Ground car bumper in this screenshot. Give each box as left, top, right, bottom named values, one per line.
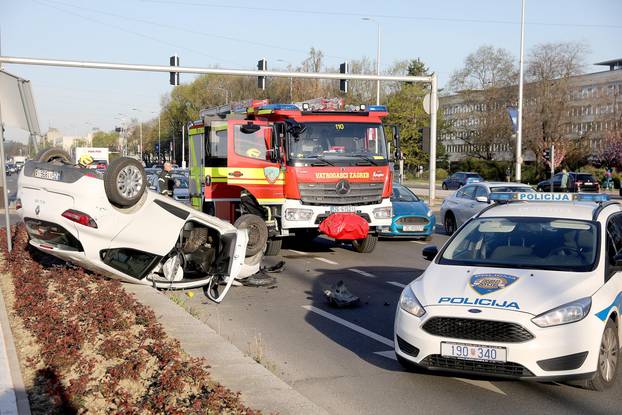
left=394, top=305, right=602, bottom=380
left=281, top=198, right=392, bottom=230
left=379, top=215, right=435, bottom=237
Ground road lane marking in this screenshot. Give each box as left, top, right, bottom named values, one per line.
left=387, top=281, right=407, bottom=288
left=452, top=378, right=507, bottom=396
left=314, top=257, right=338, bottom=265
left=374, top=350, right=397, bottom=360
left=411, top=240, right=427, bottom=245
left=288, top=249, right=307, bottom=255
left=349, top=268, right=376, bottom=278
left=302, top=305, right=394, bottom=347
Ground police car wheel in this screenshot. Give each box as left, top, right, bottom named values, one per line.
left=104, top=157, right=147, bottom=208
left=444, top=213, right=456, bottom=235
left=585, top=319, right=619, bottom=391
left=234, top=214, right=268, bottom=257
left=36, top=147, right=72, bottom=164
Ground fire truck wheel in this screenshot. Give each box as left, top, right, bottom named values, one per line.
left=104, top=157, right=147, bottom=208
left=352, top=233, right=378, bottom=253
left=234, top=214, right=268, bottom=257
left=36, top=147, right=72, bottom=164
left=264, top=238, right=282, bottom=256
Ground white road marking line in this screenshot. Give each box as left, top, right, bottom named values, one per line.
left=411, top=240, right=427, bottom=245
left=314, top=257, right=338, bottom=265
left=349, top=268, right=376, bottom=278
left=386, top=281, right=407, bottom=288
left=302, top=305, right=394, bottom=347
left=287, top=249, right=307, bottom=255
left=452, top=378, right=507, bottom=396
left=374, top=350, right=397, bottom=360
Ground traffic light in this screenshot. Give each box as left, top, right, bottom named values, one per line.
left=543, top=148, right=551, bottom=161
left=257, top=58, right=267, bottom=90
left=339, top=61, right=348, bottom=93
left=169, top=55, right=180, bottom=86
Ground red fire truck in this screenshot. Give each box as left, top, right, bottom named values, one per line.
left=188, top=99, right=400, bottom=256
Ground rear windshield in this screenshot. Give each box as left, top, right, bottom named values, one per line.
left=466, top=173, right=482, bottom=178
left=440, top=217, right=598, bottom=272
left=576, top=174, right=595, bottom=181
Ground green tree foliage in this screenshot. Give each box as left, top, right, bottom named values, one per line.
left=91, top=131, right=119, bottom=149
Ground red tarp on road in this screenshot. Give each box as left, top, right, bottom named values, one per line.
left=319, top=213, right=369, bottom=240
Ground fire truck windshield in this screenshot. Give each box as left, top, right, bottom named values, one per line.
left=287, top=122, right=387, bottom=163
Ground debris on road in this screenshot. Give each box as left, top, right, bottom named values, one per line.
left=262, top=260, right=286, bottom=273
left=241, top=273, right=278, bottom=288
left=324, top=280, right=360, bottom=308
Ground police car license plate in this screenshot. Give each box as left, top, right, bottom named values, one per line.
left=441, top=342, right=507, bottom=362
left=33, top=168, right=61, bottom=181
left=330, top=206, right=356, bottom=213
left=403, top=225, right=424, bottom=232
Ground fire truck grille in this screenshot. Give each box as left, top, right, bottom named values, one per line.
left=298, top=182, right=384, bottom=206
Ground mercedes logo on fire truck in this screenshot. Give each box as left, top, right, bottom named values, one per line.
left=335, top=179, right=351, bottom=195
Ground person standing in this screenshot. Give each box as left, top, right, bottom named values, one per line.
left=158, top=162, right=174, bottom=197
left=560, top=168, right=570, bottom=192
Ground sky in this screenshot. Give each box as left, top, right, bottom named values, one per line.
left=1, top=0, right=620, bottom=142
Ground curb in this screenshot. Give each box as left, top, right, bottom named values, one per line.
left=124, top=284, right=329, bottom=415
left=0, top=279, right=31, bottom=415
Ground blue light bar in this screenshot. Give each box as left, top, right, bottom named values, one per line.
left=368, top=105, right=388, bottom=112
left=488, top=192, right=610, bottom=203
left=258, top=104, right=299, bottom=111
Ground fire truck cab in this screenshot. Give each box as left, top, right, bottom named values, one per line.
left=188, top=99, right=399, bottom=257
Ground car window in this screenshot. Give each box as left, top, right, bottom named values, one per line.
left=440, top=217, right=598, bottom=272
left=474, top=186, right=488, bottom=198
left=391, top=184, right=420, bottom=202
left=234, top=124, right=271, bottom=160
left=101, top=248, right=161, bottom=279
left=577, top=174, right=596, bottom=182
left=466, top=173, right=482, bottom=179
left=607, top=214, right=622, bottom=265
left=460, top=186, right=476, bottom=200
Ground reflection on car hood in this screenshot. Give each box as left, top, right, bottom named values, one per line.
left=412, top=263, right=600, bottom=316
left=392, top=200, right=429, bottom=216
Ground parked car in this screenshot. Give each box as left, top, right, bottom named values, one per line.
left=147, top=173, right=191, bottom=205
left=441, top=172, right=483, bottom=190
left=440, top=182, right=535, bottom=234
left=380, top=182, right=435, bottom=239
left=5, top=163, right=17, bottom=175
left=536, top=172, right=599, bottom=193
left=16, top=147, right=249, bottom=301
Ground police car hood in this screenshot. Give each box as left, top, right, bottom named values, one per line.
left=412, top=263, right=600, bottom=316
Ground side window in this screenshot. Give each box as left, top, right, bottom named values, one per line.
left=461, top=186, right=476, bottom=200
left=553, top=173, right=563, bottom=181
left=101, top=248, right=161, bottom=279
left=475, top=186, right=488, bottom=198
left=234, top=125, right=271, bottom=160
left=455, top=189, right=465, bottom=198
left=605, top=214, right=622, bottom=280
left=206, top=122, right=228, bottom=167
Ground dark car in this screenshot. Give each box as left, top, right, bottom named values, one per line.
left=536, top=172, right=599, bottom=193
left=441, top=172, right=483, bottom=190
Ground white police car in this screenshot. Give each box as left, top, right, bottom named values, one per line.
left=395, top=192, right=622, bottom=390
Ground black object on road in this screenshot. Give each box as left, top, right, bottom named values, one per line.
left=324, top=280, right=360, bottom=308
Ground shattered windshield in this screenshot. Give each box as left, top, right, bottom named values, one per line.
left=288, top=122, right=387, bottom=161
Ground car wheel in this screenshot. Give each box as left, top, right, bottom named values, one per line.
left=264, top=238, right=282, bottom=256
left=352, top=233, right=378, bottom=253
left=234, top=214, right=268, bottom=257
left=36, top=147, right=72, bottom=164
left=104, top=157, right=147, bottom=208
left=584, top=319, right=619, bottom=391
left=444, top=213, right=456, bottom=235
left=442, top=183, right=448, bottom=190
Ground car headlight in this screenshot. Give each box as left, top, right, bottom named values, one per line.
left=399, top=286, right=426, bottom=317
left=373, top=206, right=392, bottom=219
left=284, top=208, right=314, bottom=221
left=531, top=297, right=591, bottom=328
left=426, top=209, right=433, bottom=217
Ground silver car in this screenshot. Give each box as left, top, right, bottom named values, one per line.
left=440, top=182, right=535, bottom=234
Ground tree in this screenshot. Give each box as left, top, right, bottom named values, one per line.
left=91, top=131, right=119, bottom=149
left=448, top=45, right=517, bottom=160
left=523, top=41, right=589, bottom=172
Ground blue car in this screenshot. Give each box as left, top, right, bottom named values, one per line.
left=380, top=182, right=435, bottom=239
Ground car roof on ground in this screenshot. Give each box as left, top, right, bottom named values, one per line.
left=479, top=202, right=603, bottom=221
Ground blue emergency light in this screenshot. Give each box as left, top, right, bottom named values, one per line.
left=488, top=192, right=610, bottom=203
left=257, top=104, right=299, bottom=111
left=368, top=105, right=388, bottom=112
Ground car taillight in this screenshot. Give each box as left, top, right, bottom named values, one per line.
left=62, top=209, right=98, bottom=228
left=15, top=198, right=22, bottom=210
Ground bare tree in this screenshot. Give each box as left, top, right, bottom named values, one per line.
left=523, top=41, right=589, bottom=168
left=448, top=45, right=518, bottom=160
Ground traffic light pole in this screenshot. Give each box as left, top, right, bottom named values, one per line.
left=550, top=144, right=555, bottom=193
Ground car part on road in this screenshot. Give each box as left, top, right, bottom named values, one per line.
left=352, top=233, right=378, bottom=253
left=234, top=214, right=268, bottom=256
left=262, top=260, right=286, bottom=273
left=104, top=157, right=147, bottom=207
left=324, top=280, right=360, bottom=308
left=241, top=273, right=278, bottom=288
left=36, top=147, right=72, bottom=164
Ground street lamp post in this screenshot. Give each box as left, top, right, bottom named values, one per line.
left=516, top=0, right=526, bottom=182
left=131, top=108, right=143, bottom=160
left=362, top=17, right=381, bottom=105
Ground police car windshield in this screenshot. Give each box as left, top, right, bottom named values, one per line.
left=288, top=122, right=387, bottom=161
left=440, top=217, right=598, bottom=272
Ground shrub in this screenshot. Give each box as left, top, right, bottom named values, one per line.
left=436, top=168, right=448, bottom=180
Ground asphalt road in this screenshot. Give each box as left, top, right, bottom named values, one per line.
left=177, top=230, right=622, bottom=415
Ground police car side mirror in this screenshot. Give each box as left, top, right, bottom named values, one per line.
left=422, top=245, right=438, bottom=261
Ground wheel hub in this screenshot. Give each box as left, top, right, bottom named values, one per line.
left=599, top=327, right=618, bottom=382
left=116, top=165, right=143, bottom=199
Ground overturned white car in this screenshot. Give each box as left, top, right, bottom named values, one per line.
left=16, top=148, right=249, bottom=302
